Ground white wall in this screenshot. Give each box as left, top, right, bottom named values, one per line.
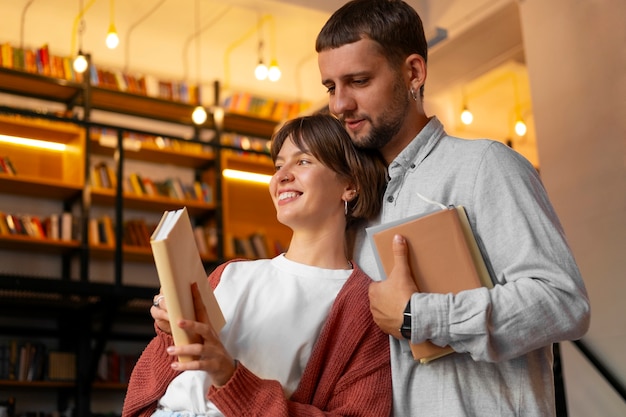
left=518, top=0, right=626, bottom=414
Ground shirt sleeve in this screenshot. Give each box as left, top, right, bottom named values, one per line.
left=410, top=141, right=590, bottom=362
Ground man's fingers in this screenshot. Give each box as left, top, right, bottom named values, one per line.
left=391, top=234, right=411, bottom=277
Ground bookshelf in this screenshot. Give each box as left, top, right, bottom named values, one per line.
left=0, top=57, right=286, bottom=416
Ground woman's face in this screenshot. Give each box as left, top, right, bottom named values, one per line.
left=269, top=136, right=350, bottom=231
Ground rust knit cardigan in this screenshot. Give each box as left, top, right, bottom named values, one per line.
left=121, top=260, right=392, bottom=417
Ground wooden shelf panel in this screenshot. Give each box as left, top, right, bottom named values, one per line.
left=0, top=379, right=128, bottom=391
left=89, top=244, right=216, bottom=264
left=0, top=67, right=82, bottom=104
left=91, top=188, right=216, bottom=215
left=91, top=136, right=215, bottom=168
left=89, top=87, right=198, bottom=125
left=0, top=174, right=83, bottom=200
left=0, top=234, right=80, bottom=253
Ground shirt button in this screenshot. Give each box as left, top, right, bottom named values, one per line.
left=410, top=163, right=416, bottom=169
left=387, top=196, right=394, bottom=203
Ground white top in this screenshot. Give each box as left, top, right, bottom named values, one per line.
left=158, top=254, right=352, bottom=416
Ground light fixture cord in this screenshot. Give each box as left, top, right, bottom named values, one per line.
left=109, top=0, right=114, bottom=25
left=71, top=0, right=97, bottom=55
left=195, top=0, right=201, bottom=90
left=19, top=0, right=35, bottom=51
left=124, top=0, right=167, bottom=72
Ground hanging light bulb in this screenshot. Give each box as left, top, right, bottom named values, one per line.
left=461, top=106, right=473, bottom=125
left=105, top=0, right=119, bottom=49
left=73, top=51, right=88, bottom=73
left=192, top=105, right=208, bottom=125
left=255, top=60, right=268, bottom=80
left=514, top=118, right=527, bottom=136
left=106, top=23, right=119, bottom=49
left=268, top=58, right=281, bottom=82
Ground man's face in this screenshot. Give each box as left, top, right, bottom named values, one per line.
left=318, top=38, right=411, bottom=155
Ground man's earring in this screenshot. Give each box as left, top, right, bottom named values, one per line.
left=344, top=199, right=348, bottom=216
left=410, top=88, right=418, bottom=102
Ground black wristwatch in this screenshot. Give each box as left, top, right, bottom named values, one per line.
left=399, top=299, right=412, bottom=339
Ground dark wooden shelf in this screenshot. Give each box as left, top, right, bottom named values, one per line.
left=0, top=174, right=83, bottom=200
left=0, top=234, right=80, bottom=254
left=0, top=67, right=82, bottom=105
left=90, top=188, right=216, bottom=215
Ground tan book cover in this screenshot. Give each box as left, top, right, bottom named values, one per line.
left=366, top=206, right=493, bottom=364
left=151, top=207, right=226, bottom=362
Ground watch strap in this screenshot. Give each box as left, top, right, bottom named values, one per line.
left=400, top=298, right=412, bottom=339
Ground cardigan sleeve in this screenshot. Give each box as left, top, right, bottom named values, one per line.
left=121, top=327, right=179, bottom=417
left=122, top=262, right=232, bottom=417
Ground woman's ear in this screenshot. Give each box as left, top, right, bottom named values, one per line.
left=342, top=186, right=358, bottom=202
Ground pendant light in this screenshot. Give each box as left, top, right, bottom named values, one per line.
left=105, top=0, right=119, bottom=49
left=191, top=0, right=207, bottom=125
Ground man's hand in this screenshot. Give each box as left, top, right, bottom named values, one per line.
left=369, top=234, right=418, bottom=338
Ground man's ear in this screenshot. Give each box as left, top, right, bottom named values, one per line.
left=406, top=53, right=426, bottom=94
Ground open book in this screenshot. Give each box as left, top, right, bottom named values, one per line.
left=366, top=204, right=493, bottom=364
left=151, top=207, right=226, bottom=362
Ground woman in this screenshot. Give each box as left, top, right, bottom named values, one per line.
left=122, top=114, right=391, bottom=417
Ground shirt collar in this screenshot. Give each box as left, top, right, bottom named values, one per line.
left=389, top=116, right=446, bottom=175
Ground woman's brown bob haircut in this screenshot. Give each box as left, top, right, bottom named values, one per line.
left=270, top=113, right=387, bottom=231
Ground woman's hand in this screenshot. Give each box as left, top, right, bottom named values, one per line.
left=151, top=292, right=172, bottom=334
left=166, top=283, right=236, bottom=387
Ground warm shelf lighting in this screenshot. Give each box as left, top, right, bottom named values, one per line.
left=0, top=134, right=67, bottom=151
left=268, top=58, right=281, bottom=82
left=223, top=169, right=271, bottom=184
left=514, top=119, right=527, bottom=136
left=461, top=106, right=473, bottom=125
left=73, top=52, right=88, bottom=73
left=212, top=106, right=225, bottom=130
left=192, top=105, right=208, bottom=125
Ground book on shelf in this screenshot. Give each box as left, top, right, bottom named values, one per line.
left=366, top=205, right=493, bottom=364
left=150, top=207, right=225, bottom=362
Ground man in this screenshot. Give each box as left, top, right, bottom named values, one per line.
left=316, top=1, right=590, bottom=416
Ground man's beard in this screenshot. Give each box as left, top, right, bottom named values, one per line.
left=352, top=79, right=411, bottom=150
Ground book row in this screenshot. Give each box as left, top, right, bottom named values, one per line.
left=91, top=162, right=214, bottom=204
left=88, top=216, right=155, bottom=248
left=0, top=156, right=16, bottom=175
left=1, top=40, right=311, bottom=118
left=0, top=340, right=138, bottom=385
left=96, top=350, right=139, bottom=385
left=93, top=128, right=215, bottom=155
left=0, top=341, right=75, bottom=382
left=223, top=91, right=310, bottom=122
left=227, top=232, right=285, bottom=259
left=0, top=212, right=76, bottom=241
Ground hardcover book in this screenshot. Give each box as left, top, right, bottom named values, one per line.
left=151, top=207, right=225, bottom=362
left=366, top=205, right=493, bottom=363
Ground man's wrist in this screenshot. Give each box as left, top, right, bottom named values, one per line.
left=399, top=298, right=412, bottom=339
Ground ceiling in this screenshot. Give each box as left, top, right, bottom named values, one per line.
left=0, top=0, right=536, bottom=165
